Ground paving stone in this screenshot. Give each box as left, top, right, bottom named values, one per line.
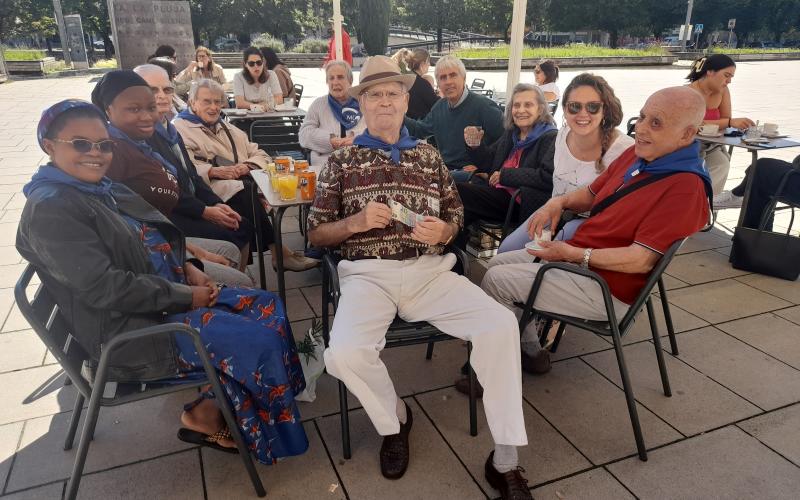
left=608, top=426, right=800, bottom=499
left=284, top=287, right=315, bottom=321
left=666, top=250, right=750, bottom=285
left=674, top=327, right=800, bottom=410
left=717, top=313, right=800, bottom=370
left=296, top=372, right=362, bottom=422
left=0, top=263, right=28, bottom=289
left=317, top=398, right=485, bottom=499
left=0, top=483, right=64, bottom=500
left=2, top=194, right=26, bottom=211
left=659, top=273, right=689, bottom=291
left=0, top=209, right=22, bottom=224
left=522, top=358, right=682, bottom=464
left=531, top=468, right=634, bottom=500
left=0, top=422, right=24, bottom=491
left=0, top=364, right=77, bottom=426
left=619, top=300, right=707, bottom=345
left=667, top=279, right=792, bottom=324
left=775, top=305, right=800, bottom=325
left=2, top=302, right=32, bottom=333
left=675, top=229, right=732, bottom=255
left=583, top=342, right=760, bottom=436
left=0, top=246, right=23, bottom=266
left=75, top=449, right=203, bottom=500
left=7, top=390, right=195, bottom=491
left=738, top=403, right=800, bottom=467
left=417, top=387, right=590, bottom=491
left=203, top=422, right=345, bottom=500
left=548, top=328, right=612, bottom=361
left=382, top=340, right=468, bottom=396
left=300, top=285, right=323, bottom=317
left=735, top=274, right=800, bottom=304
left=0, top=330, right=47, bottom=374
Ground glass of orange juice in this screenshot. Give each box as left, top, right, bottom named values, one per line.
left=299, top=171, right=316, bottom=201
left=274, top=156, right=292, bottom=175
left=270, top=170, right=281, bottom=191
left=277, top=174, right=298, bottom=201
left=294, top=159, right=309, bottom=174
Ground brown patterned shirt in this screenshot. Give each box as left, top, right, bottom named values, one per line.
left=307, top=143, right=464, bottom=260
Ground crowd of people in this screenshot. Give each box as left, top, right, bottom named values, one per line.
left=18, top=40, right=780, bottom=500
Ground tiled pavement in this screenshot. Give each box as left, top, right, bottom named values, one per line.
left=1, top=63, right=799, bottom=499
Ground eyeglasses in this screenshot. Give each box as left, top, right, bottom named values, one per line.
left=246, top=60, right=264, bottom=67
left=361, top=90, right=406, bottom=103
left=199, top=98, right=225, bottom=107
left=566, top=101, right=603, bottom=115
left=151, top=86, right=175, bottom=96
left=52, top=138, right=115, bottom=154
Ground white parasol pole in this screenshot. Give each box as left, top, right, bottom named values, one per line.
left=506, top=0, right=527, bottom=97
left=333, top=0, right=344, bottom=60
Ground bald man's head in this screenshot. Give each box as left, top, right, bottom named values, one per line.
left=133, top=64, right=174, bottom=117
left=634, top=86, right=705, bottom=162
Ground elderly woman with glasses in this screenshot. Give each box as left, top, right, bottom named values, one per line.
left=233, top=47, right=284, bottom=111
left=454, top=83, right=557, bottom=249
left=298, top=60, right=366, bottom=166
left=176, top=46, right=227, bottom=86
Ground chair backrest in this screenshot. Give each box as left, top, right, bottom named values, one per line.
left=626, top=117, right=637, bottom=137
left=470, top=78, right=486, bottom=89
left=250, top=117, right=304, bottom=158
left=548, top=99, right=559, bottom=115
left=15, top=265, right=93, bottom=396
left=473, top=88, right=493, bottom=98
left=293, top=84, right=304, bottom=107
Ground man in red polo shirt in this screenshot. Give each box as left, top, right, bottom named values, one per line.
left=478, top=86, right=711, bottom=377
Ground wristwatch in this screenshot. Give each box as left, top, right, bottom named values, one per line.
left=581, top=248, right=593, bottom=269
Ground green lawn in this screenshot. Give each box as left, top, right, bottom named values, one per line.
left=454, top=44, right=667, bottom=59
left=709, top=47, right=799, bottom=54
left=2, top=49, right=47, bottom=61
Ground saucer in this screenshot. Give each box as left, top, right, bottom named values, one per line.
left=525, top=241, right=544, bottom=251
left=697, top=131, right=723, bottom=138
left=761, top=132, right=787, bottom=139
left=742, top=137, right=771, bottom=144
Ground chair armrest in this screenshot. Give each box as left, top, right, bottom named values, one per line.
left=503, top=189, right=520, bottom=232
left=446, top=245, right=470, bottom=278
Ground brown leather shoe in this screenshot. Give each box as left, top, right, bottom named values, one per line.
left=521, top=349, right=551, bottom=375
left=454, top=375, right=483, bottom=398
left=485, top=452, right=532, bottom=499
left=380, top=403, right=413, bottom=479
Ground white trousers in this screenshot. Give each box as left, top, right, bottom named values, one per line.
left=324, top=254, right=528, bottom=447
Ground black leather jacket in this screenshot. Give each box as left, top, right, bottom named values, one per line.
left=16, top=182, right=193, bottom=381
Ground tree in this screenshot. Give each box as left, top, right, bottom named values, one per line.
left=358, top=0, right=391, bottom=55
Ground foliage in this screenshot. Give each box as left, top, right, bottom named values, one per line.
left=2, top=49, right=47, bottom=60
left=708, top=47, right=800, bottom=54
left=292, top=37, right=328, bottom=53
left=91, top=58, right=118, bottom=68
left=454, top=44, right=666, bottom=58
left=44, top=60, right=68, bottom=73
left=251, top=33, right=285, bottom=53
left=358, top=0, right=392, bottom=55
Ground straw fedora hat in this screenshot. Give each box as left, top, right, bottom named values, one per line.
left=348, top=55, right=417, bottom=98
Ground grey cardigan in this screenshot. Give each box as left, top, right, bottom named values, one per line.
left=298, top=95, right=366, bottom=166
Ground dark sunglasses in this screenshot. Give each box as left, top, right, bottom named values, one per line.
left=52, top=138, right=115, bottom=154
left=565, top=101, right=603, bottom=115
left=246, top=60, right=264, bottom=67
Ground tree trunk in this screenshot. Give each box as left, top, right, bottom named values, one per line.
left=609, top=29, right=619, bottom=48
left=358, top=0, right=391, bottom=55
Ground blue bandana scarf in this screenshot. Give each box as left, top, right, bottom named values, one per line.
left=155, top=120, right=180, bottom=147
left=327, top=95, right=362, bottom=130
left=107, top=124, right=178, bottom=176
left=353, top=127, right=419, bottom=164
left=176, top=108, right=221, bottom=128
left=24, top=163, right=116, bottom=210
left=509, top=122, right=557, bottom=156
left=623, top=141, right=712, bottom=197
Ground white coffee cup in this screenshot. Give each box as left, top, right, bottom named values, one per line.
left=250, top=104, right=265, bottom=113
left=525, top=228, right=553, bottom=251
left=763, top=123, right=779, bottom=135
left=699, top=124, right=719, bottom=135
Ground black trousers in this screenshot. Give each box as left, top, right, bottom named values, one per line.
left=225, top=179, right=276, bottom=249
left=455, top=181, right=517, bottom=248
left=733, top=158, right=800, bottom=230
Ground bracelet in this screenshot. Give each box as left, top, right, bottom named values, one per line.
left=581, top=248, right=593, bottom=269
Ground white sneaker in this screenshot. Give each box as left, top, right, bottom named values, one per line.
left=713, top=190, right=743, bottom=209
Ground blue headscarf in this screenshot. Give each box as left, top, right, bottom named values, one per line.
left=623, top=140, right=712, bottom=197
left=327, top=95, right=362, bottom=130
left=107, top=124, right=178, bottom=176
left=509, top=122, right=557, bottom=156
left=36, top=99, right=106, bottom=152
left=176, top=107, right=220, bottom=128
left=24, top=164, right=116, bottom=210
left=353, top=127, right=419, bottom=164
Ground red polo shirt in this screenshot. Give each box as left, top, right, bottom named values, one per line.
left=567, top=146, right=709, bottom=304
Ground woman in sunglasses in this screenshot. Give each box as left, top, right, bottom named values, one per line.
left=497, top=73, right=632, bottom=252
left=233, top=47, right=284, bottom=111
left=18, top=99, right=308, bottom=461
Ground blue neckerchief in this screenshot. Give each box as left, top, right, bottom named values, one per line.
left=353, top=127, right=419, bottom=164
left=623, top=141, right=712, bottom=197
left=176, top=108, right=220, bottom=128
left=509, top=122, right=557, bottom=155
left=23, top=163, right=116, bottom=210
left=155, top=120, right=180, bottom=147
left=327, top=95, right=362, bottom=130
left=107, top=124, right=178, bottom=176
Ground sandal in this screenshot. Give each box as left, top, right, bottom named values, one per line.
left=177, top=427, right=239, bottom=454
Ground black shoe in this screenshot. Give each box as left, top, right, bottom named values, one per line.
left=380, top=403, right=413, bottom=479
left=485, top=451, right=533, bottom=500
left=521, top=349, right=551, bottom=375
left=454, top=375, right=484, bottom=398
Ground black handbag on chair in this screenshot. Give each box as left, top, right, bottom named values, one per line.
left=730, top=169, right=800, bottom=281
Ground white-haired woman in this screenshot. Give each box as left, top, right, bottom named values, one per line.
left=455, top=83, right=557, bottom=248
left=298, top=60, right=366, bottom=166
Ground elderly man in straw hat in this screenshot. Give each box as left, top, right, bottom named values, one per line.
left=307, top=56, right=531, bottom=499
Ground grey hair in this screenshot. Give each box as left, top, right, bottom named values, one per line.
left=503, top=83, right=555, bottom=130
left=189, top=78, right=225, bottom=102
left=133, top=63, right=170, bottom=81
left=434, top=55, right=466, bottom=80
left=324, top=60, right=353, bottom=83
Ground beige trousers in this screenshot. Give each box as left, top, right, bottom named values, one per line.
left=701, top=143, right=731, bottom=195
left=324, top=254, right=528, bottom=446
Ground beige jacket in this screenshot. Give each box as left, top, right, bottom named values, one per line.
left=176, top=62, right=227, bottom=86
left=173, top=117, right=271, bottom=202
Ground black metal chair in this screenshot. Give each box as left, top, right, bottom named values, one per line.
left=15, top=265, right=266, bottom=500
left=472, top=88, right=494, bottom=99
left=320, top=247, right=479, bottom=459
left=626, top=116, right=638, bottom=138
left=249, top=117, right=306, bottom=160
left=515, top=239, right=685, bottom=462
left=547, top=99, right=559, bottom=116
left=293, top=84, right=304, bottom=107
left=470, top=189, right=520, bottom=252
left=470, top=78, right=486, bottom=89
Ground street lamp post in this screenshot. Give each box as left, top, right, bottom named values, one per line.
left=332, top=0, right=343, bottom=61
left=680, top=0, right=694, bottom=52
left=506, top=0, right=527, bottom=97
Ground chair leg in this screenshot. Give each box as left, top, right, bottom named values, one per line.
left=425, top=341, right=435, bottom=360
left=549, top=323, right=566, bottom=353
left=339, top=380, right=351, bottom=459
left=65, top=388, right=105, bottom=500
left=467, top=342, right=477, bottom=437
left=646, top=298, right=672, bottom=397
left=657, top=278, right=679, bottom=356
left=63, top=393, right=85, bottom=451
left=609, top=324, right=648, bottom=461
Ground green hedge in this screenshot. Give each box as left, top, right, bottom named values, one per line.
left=2, top=49, right=47, bottom=61
left=454, top=44, right=667, bottom=59
left=292, top=38, right=328, bottom=53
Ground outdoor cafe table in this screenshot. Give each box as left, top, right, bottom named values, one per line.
left=222, top=107, right=306, bottom=135
left=249, top=166, right=321, bottom=306
left=695, top=132, right=800, bottom=229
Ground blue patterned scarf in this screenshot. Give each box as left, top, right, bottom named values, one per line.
left=509, top=122, right=557, bottom=156
left=327, top=95, right=362, bottom=130
left=353, top=127, right=419, bottom=164
left=624, top=141, right=712, bottom=197
left=107, top=124, right=178, bottom=176
left=24, top=163, right=116, bottom=210
left=176, top=108, right=220, bottom=128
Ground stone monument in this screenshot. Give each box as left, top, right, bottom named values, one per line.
left=107, top=0, right=194, bottom=70
left=64, top=14, right=90, bottom=70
